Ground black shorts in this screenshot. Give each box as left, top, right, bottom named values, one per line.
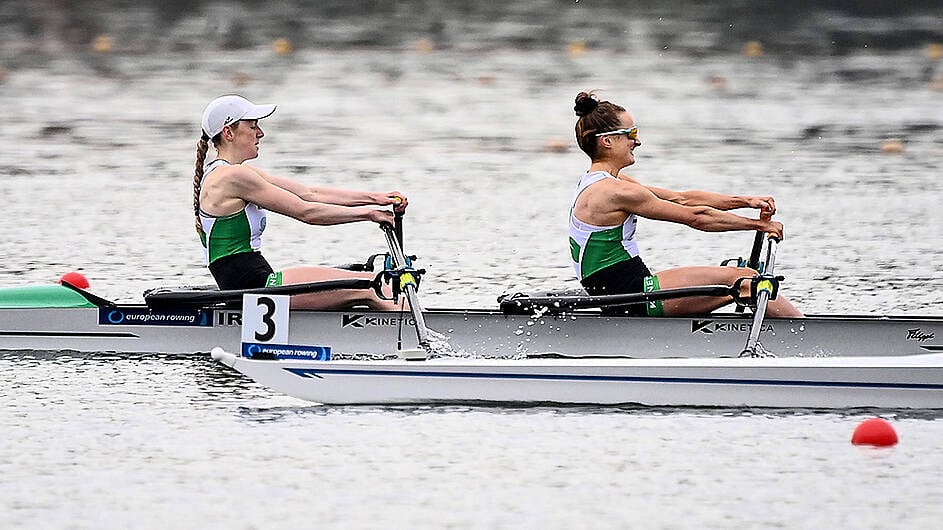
left=580, top=256, right=653, bottom=317
left=208, top=251, right=274, bottom=290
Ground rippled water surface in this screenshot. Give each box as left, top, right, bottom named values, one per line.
left=2, top=2, right=942, bottom=528
left=4, top=352, right=943, bottom=529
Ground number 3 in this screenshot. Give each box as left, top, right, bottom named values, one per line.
left=255, top=296, right=277, bottom=342
left=241, top=294, right=290, bottom=345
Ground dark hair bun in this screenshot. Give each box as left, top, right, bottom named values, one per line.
left=574, top=92, right=599, bottom=117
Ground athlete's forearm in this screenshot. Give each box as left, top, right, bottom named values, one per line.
left=297, top=186, right=379, bottom=206
left=296, top=203, right=378, bottom=225
left=686, top=206, right=768, bottom=232
left=254, top=169, right=377, bottom=206
left=651, top=188, right=749, bottom=210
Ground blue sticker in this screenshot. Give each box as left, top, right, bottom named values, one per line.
left=99, top=307, right=212, bottom=327
left=241, top=342, right=331, bottom=361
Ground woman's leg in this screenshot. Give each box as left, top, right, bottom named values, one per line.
left=279, top=266, right=400, bottom=310
left=655, top=266, right=803, bottom=317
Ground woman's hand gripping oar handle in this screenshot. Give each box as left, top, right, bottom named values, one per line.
left=381, top=220, right=431, bottom=354
left=391, top=196, right=405, bottom=249
left=741, top=234, right=780, bottom=357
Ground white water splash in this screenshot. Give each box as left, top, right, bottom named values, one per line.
left=424, top=328, right=473, bottom=358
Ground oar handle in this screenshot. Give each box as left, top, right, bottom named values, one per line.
left=746, top=231, right=764, bottom=271
left=394, top=210, right=404, bottom=250
left=389, top=196, right=405, bottom=248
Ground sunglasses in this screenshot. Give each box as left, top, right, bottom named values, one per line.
left=595, top=126, right=638, bottom=140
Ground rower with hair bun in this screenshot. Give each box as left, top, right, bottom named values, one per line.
left=193, top=94, right=408, bottom=310
left=569, top=91, right=803, bottom=317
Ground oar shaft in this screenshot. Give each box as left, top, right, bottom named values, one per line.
left=742, top=236, right=779, bottom=356
left=382, top=225, right=430, bottom=348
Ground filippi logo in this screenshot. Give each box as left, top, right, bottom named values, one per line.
left=907, top=328, right=935, bottom=342
left=692, top=319, right=773, bottom=334
left=342, top=314, right=414, bottom=328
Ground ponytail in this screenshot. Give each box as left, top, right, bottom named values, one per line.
left=193, top=133, right=209, bottom=238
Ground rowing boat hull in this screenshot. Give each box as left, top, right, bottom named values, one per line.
left=1, top=305, right=940, bottom=357
left=212, top=349, right=943, bottom=408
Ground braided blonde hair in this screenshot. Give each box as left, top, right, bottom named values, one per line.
left=193, top=132, right=210, bottom=238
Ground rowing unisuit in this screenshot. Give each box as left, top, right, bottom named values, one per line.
left=197, top=159, right=279, bottom=289
left=198, top=159, right=266, bottom=262
left=569, top=171, right=640, bottom=277
left=568, top=171, right=663, bottom=316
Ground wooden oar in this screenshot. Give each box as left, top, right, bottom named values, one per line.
left=741, top=235, right=780, bottom=357
left=380, top=222, right=431, bottom=353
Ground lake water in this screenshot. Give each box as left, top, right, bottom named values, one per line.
left=1, top=2, right=942, bottom=528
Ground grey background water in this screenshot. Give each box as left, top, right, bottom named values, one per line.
left=2, top=2, right=943, bottom=528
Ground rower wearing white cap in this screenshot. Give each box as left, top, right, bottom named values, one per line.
left=193, top=94, right=407, bottom=310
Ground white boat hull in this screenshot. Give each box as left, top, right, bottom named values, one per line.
left=1, top=306, right=941, bottom=358
left=212, top=349, right=943, bottom=409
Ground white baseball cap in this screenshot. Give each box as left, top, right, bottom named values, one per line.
left=201, top=95, right=276, bottom=138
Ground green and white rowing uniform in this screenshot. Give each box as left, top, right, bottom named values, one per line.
left=568, top=171, right=663, bottom=316
left=197, top=159, right=282, bottom=290
left=569, top=171, right=640, bottom=280
left=198, top=159, right=268, bottom=265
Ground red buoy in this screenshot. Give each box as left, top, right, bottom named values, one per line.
left=851, top=418, right=898, bottom=447
left=59, top=271, right=90, bottom=289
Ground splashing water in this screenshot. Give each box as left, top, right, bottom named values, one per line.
left=424, top=328, right=471, bottom=358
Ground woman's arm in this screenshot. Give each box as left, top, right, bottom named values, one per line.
left=229, top=166, right=393, bottom=226
left=607, top=180, right=784, bottom=238
left=618, top=172, right=775, bottom=214
left=246, top=164, right=407, bottom=210
left=303, top=185, right=407, bottom=210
